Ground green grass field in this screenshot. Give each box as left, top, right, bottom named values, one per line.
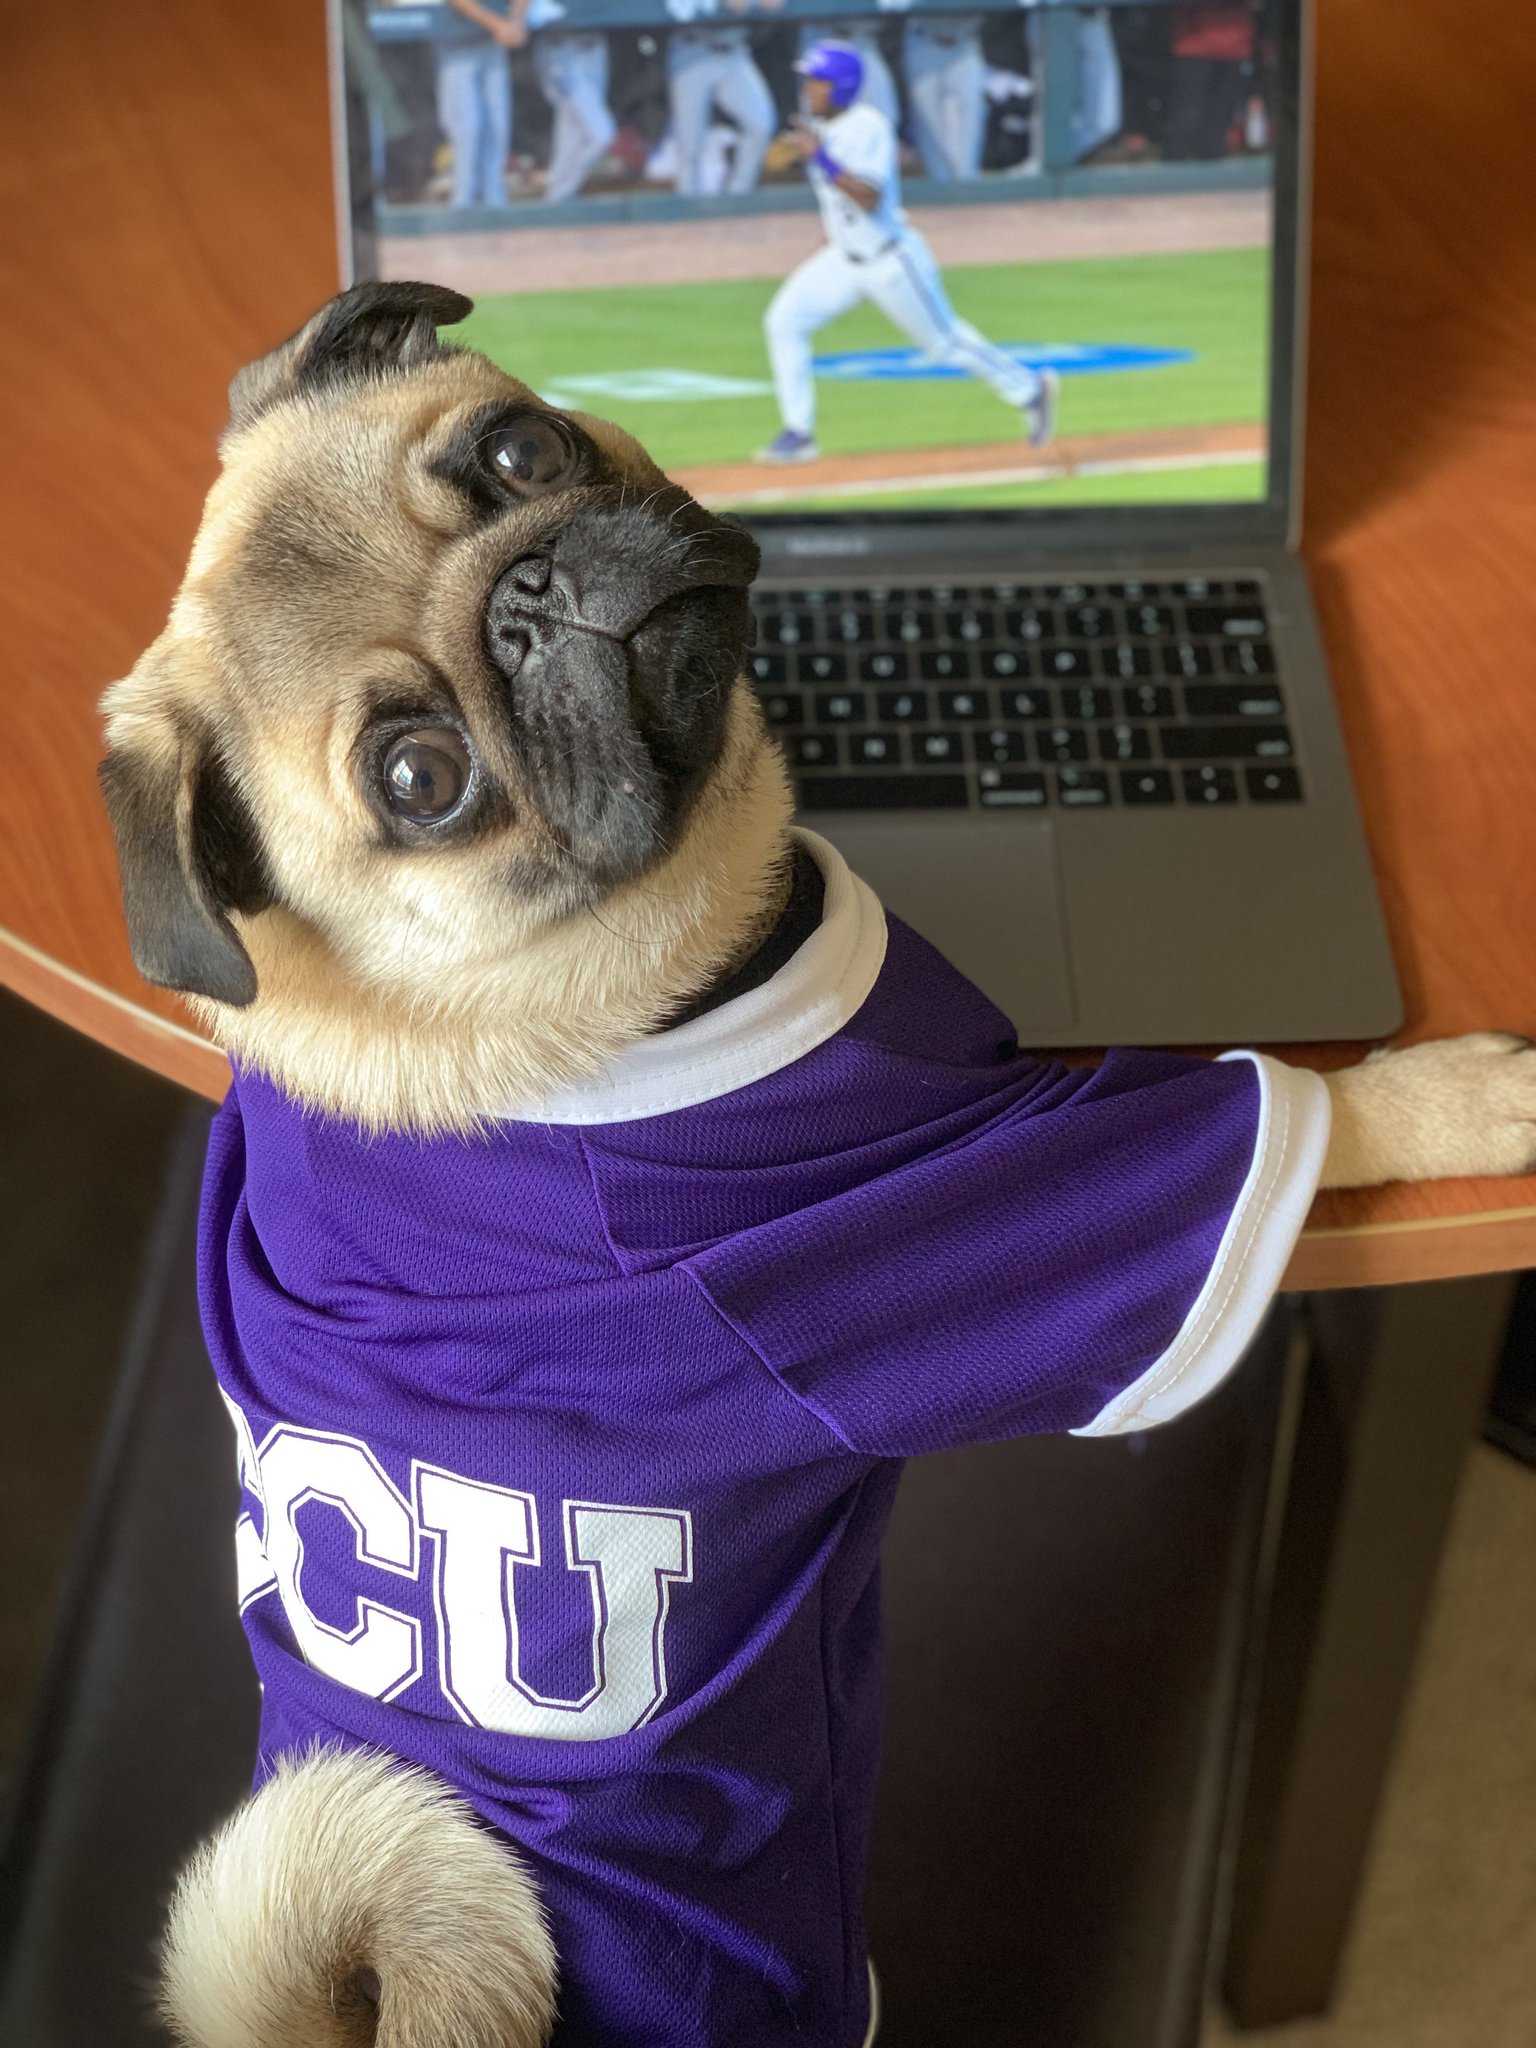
left=452, top=244, right=1269, bottom=506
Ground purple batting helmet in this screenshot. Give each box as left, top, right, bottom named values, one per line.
left=794, top=39, right=864, bottom=110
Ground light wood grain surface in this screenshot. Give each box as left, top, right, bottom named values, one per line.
left=3, top=0, right=1534, bottom=1290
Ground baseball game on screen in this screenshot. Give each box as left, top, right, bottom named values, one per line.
left=354, top=0, right=1275, bottom=517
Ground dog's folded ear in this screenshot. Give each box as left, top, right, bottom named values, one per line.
left=99, top=715, right=272, bottom=1009
left=227, top=281, right=474, bottom=432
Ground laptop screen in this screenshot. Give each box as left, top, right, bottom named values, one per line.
left=340, top=1, right=1287, bottom=526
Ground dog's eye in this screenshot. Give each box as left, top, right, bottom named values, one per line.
left=485, top=415, right=577, bottom=495
left=382, top=728, right=473, bottom=823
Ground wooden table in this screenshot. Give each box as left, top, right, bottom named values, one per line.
left=3, top=0, right=1532, bottom=2027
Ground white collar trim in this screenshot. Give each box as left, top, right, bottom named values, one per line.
left=489, top=829, right=888, bottom=1125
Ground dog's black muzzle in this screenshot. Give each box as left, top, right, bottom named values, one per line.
left=480, top=497, right=760, bottom=883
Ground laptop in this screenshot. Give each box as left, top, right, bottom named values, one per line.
left=331, top=0, right=1401, bottom=1047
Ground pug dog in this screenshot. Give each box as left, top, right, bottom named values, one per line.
left=99, top=282, right=1536, bottom=2048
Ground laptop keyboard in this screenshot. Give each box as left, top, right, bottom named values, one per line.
left=746, top=575, right=1299, bottom=813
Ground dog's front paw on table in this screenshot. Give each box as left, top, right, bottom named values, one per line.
left=1322, top=1031, right=1536, bottom=1188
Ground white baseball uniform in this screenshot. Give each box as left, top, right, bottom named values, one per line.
left=534, top=29, right=616, bottom=203
left=903, top=13, right=987, bottom=180
left=667, top=26, right=775, bottom=196
left=763, top=100, right=1042, bottom=438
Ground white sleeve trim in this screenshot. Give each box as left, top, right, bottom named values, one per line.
left=1069, top=1052, right=1331, bottom=1438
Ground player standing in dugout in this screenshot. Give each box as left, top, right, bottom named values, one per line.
left=758, top=40, right=1058, bottom=464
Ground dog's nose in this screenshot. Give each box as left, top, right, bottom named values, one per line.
left=484, top=503, right=758, bottom=653
left=504, top=553, right=552, bottom=596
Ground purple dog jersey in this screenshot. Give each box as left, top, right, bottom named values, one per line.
left=199, top=830, right=1330, bottom=2048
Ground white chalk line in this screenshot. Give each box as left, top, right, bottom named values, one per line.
left=698, top=444, right=1265, bottom=508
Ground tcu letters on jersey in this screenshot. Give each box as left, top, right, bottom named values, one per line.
left=227, top=1396, right=691, bottom=1742
left=200, top=832, right=1329, bottom=2048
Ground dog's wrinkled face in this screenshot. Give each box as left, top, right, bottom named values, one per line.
left=99, top=282, right=764, bottom=1017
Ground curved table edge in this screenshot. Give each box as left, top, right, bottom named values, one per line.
left=8, top=930, right=1536, bottom=1290
left=1, top=926, right=228, bottom=1104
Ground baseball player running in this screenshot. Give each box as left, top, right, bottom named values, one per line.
left=758, top=41, right=1058, bottom=463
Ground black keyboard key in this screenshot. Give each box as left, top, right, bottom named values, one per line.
left=859, top=650, right=910, bottom=683
left=1059, top=684, right=1112, bottom=721
left=1047, top=581, right=1096, bottom=603
left=1037, top=724, right=1090, bottom=764
left=761, top=692, right=804, bottom=728
left=1105, top=579, right=1162, bottom=600
left=979, top=769, right=1048, bottom=808
left=885, top=607, right=935, bottom=643
left=797, top=650, right=848, bottom=685
left=981, top=647, right=1032, bottom=681
left=973, top=727, right=1032, bottom=764
left=851, top=731, right=903, bottom=767
left=1125, top=603, right=1177, bottom=638
left=1122, top=682, right=1175, bottom=719
left=1057, top=768, right=1112, bottom=807
left=1184, top=684, right=1286, bottom=719
left=1064, top=604, right=1113, bottom=638
left=939, top=689, right=992, bottom=721
left=790, top=732, right=842, bottom=768
left=920, top=648, right=973, bottom=683
left=916, top=584, right=971, bottom=605
left=878, top=689, right=930, bottom=722
left=1223, top=640, right=1277, bottom=677
left=1247, top=765, right=1304, bottom=802
left=1233, top=579, right=1263, bottom=595
left=1121, top=768, right=1176, bottom=805
left=750, top=652, right=787, bottom=685
left=1185, top=603, right=1269, bottom=639
left=829, top=608, right=875, bottom=643
left=1173, top=576, right=1223, bottom=599
left=946, top=607, right=995, bottom=642
left=1040, top=644, right=1092, bottom=681
left=999, top=687, right=1051, bottom=720
left=1005, top=606, right=1055, bottom=641
left=1183, top=766, right=1239, bottom=805
left=1099, top=641, right=1154, bottom=679
left=815, top=691, right=866, bottom=724
left=798, top=773, right=968, bottom=811
left=1162, top=641, right=1216, bottom=678
left=1161, top=723, right=1293, bottom=761
left=914, top=729, right=965, bottom=765
left=763, top=610, right=814, bottom=646
left=1099, top=723, right=1153, bottom=762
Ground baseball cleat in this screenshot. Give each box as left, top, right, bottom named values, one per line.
left=756, top=428, right=820, bottom=465
left=1022, top=368, right=1059, bottom=450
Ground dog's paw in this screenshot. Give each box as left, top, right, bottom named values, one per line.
left=1333, top=1033, right=1536, bottom=1183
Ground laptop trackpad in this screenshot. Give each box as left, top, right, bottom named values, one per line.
left=819, top=818, right=1078, bottom=1041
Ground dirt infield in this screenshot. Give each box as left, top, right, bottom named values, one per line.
left=381, top=189, right=1271, bottom=294
left=673, top=420, right=1264, bottom=507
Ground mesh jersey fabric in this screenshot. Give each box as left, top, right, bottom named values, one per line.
left=197, top=832, right=1330, bottom=2048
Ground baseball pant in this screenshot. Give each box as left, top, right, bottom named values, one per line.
left=764, top=233, right=1041, bottom=437
left=904, top=24, right=986, bottom=179
left=436, top=40, right=512, bottom=209
left=667, top=35, right=775, bottom=196
left=1073, top=8, right=1123, bottom=160
left=535, top=34, right=616, bottom=203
